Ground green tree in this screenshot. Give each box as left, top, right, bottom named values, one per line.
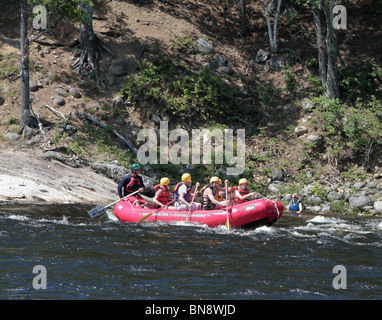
left=20, top=0, right=101, bottom=134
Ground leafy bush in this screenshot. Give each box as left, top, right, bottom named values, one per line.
left=339, top=57, right=382, bottom=102
left=313, top=96, right=382, bottom=162
left=310, top=182, right=327, bottom=200
left=121, top=59, right=238, bottom=122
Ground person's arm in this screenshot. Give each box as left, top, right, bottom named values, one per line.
left=206, top=189, right=220, bottom=206
left=153, top=189, right=165, bottom=207
left=117, top=176, right=129, bottom=198
left=235, top=190, right=255, bottom=200
left=297, top=202, right=303, bottom=214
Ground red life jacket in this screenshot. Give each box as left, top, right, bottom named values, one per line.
left=125, top=175, right=143, bottom=193
left=232, top=186, right=250, bottom=205
left=154, top=184, right=170, bottom=205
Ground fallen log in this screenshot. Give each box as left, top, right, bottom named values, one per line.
left=81, top=112, right=137, bottom=155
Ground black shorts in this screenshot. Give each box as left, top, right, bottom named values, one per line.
left=203, top=203, right=216, bottom=210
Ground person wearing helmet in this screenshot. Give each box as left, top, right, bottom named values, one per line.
left=153, top=177, right=174, bottom=209
left=173, top=173, right=202, bottom=211
left=233, top=178, right=255, bottom=205
left=202, top=176, right=230, bottom=210
left=117, top=163, right=148, bottom=207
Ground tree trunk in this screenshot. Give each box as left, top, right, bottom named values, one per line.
left=273, top=0, right=282, bottom=52
left=72, top=2, right=102, bottom=84
left=323, top=0, right=340, bottom=99
left=241, top=0, right=248, bottom=35
left=264, top=0, right=282, bottom=53
left=312, top=0, right=327, bottom=85
left=20, top=0, right=32, bottom=131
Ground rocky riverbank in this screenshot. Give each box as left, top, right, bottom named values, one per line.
left=0, top=147, right=155, bottom=206
left=267, top=178, right=382, bottom=216
left=0, top=147, right=381, bottom=217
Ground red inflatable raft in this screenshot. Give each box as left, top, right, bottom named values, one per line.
left=114, top=198, right=283, bottom=229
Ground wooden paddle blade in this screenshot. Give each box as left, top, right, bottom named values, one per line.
left=225, top=219, right=231, bottom=230
left=88, top=205, right=106, bottom=218
left=138, top=211, right=155, bottom=223
left=138, top=200, right=175, bottom=223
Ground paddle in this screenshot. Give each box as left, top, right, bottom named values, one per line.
left=186, top=182, right=200, bottom=222
left=138, top=199, right=176, bottom=223
left=225, top=180, right=231, bottom=230
left=88, top=190, right=140, bottom=218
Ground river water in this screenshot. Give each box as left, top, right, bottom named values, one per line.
left=1, top=204, right=381, bottom=301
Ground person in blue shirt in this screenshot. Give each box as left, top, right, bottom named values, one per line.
left=288, top=193, right=303, bottom=216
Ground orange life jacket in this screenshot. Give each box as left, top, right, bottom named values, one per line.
left=201, top=185, right=223, bottom=201
left=154, top=184, right=170, bottom=205
left=232, top=186, right=250, bottom=205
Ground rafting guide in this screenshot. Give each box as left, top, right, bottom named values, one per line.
left=136, top=121, right=245, bottom=175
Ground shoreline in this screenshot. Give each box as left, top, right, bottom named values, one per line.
left=0, top=148, right=118, bottom=205
left=0, top=148, right=381, bottom=217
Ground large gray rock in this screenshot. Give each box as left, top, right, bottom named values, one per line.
left=305, top=135, right=321, bottom=143
left=327, top=191, right=343, bottom=201
left=55, top=88, right=68, bottom=97
left=295, top=126, right=308, bottom=136
left=353, top=182, right=365, bottom=190
left=5, top=132, right=21, bottom=140
left=30, top=80, right=40, bottom=92
left=109, top=59, right=129, bottom=76
left=349, top=195, right=373, bottom=210
left=255, top=49, right=270, bottom=63
left=268, top=181, right=285, bottom=193
left=301, top=98, right=314, bottom=111
left=373, top=201, right=382, bottom=213
left=69, top=88, right=81, bottom=99
left=0, top=150, right=117, bottom=204
left=196, top=38, right=215, bottom=54
left=307, top=195, right=323, bottom=205
left=113, top=96, right=124, bottom=109
left=54, top=97, right=66, bottom=106
left=217, top=66, right=233, bottom=74
left=271, top=169, right=284, bottom=181
left=215, top=55, right=228, bottom=66
left=89, top=161, right=156, bottom=196
left=267, top=54, right=286, bottom=69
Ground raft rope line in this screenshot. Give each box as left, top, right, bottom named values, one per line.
left=267, top=199, right=281, bottom=223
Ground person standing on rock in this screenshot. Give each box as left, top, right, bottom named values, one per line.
left=117, top=163, right=148, bottom=208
